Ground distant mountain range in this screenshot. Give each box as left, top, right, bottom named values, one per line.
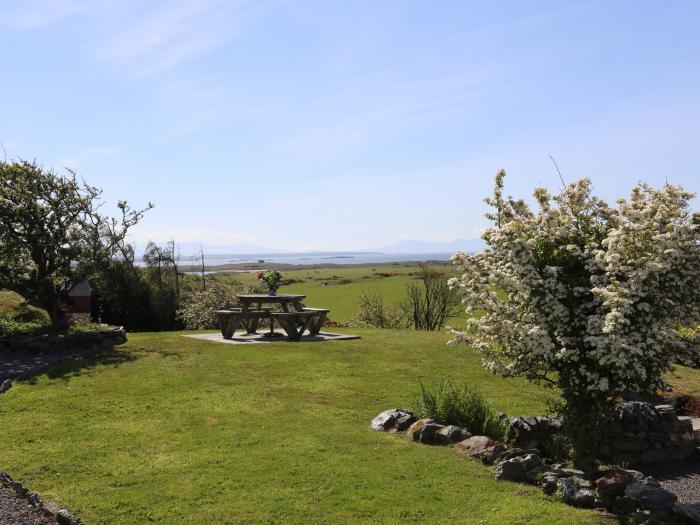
left=144, top=239, right=484, bottom=257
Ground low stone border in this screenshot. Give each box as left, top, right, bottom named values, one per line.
left=506, top=402, right=700, bottom=466
left=371, top=408, right=700, bottom=525
left=0, top=327, right=126, bottom=352
left=0, top=471, right=82, bottom=524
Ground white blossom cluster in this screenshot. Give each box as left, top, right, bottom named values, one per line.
left=449, top=170, right=700, bottom=398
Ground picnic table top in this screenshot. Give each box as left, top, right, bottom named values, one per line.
left=236, top=294, right=306, bottom=301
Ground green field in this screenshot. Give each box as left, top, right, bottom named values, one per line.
left=1, top=329, right=614, bottom=525
left=213, top=262, right=461, bottom=323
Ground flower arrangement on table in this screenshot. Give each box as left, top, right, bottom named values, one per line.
left=257, top=269, right=282, bottom=295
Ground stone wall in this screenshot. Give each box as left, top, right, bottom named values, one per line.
left=0, top=327, right=126, bottom=352
left=599, top=401, right=699, bottom=465
left=507, top=401, right=700, bottom=465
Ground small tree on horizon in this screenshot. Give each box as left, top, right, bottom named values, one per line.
left=402, top=263, right=462, bottom=331
left=449, top=170, right=700, bottom=468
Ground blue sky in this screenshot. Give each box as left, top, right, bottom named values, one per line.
left=2, top=1, right=699, bottom=252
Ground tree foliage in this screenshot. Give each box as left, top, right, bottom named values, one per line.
left=0, top=159, right=152, bottom=326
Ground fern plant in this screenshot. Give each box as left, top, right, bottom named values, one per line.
left=411, top=380, right=508, bottom=440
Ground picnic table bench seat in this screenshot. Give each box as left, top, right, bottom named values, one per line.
left=215, top=308, right=271, bottom=339
left=270, top=311, right=318, bottom=341
left=301, top=307, right=329, bottom=335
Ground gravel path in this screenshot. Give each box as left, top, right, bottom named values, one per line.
left=641, top=458, right=700, bottom=504
left=0, top=487, right=58, bottom=525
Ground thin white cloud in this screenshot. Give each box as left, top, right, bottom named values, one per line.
left=1, top=0, right=94, bottom=28
left=94, top=0, right=276, bottom=76
left=271, top=73, right=499, bottom=161
left=2, top=0, right=275, bottom=76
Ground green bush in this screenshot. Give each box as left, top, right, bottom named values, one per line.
left=348, top=290, right=404, bottom=329
left=176, top=282, right=251, bottom=330
left=0, top=312, right=19, bottom=335
left=411, top=380, right=508, bottom=440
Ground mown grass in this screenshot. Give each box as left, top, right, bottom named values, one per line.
left=0, top=329, right=610, bottom=524
left=666, top=364, right=700, bottom=398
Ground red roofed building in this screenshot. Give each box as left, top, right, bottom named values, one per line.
left=67, top=281, right=92, bottom=318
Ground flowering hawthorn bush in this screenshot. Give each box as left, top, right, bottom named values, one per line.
left=449, top=170, right=700, bottom=466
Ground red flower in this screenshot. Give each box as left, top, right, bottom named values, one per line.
left=257, top=272, right=264, bottom=279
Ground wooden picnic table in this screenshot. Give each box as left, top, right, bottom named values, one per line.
left=235, top=294, right=306, bottom=338
left=215, top=294, right=329, bottom=341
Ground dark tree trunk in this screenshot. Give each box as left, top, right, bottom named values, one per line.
left=40, top=280, right=66, bottom=327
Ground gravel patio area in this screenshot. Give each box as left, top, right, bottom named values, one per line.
left=641, top=457, right=700, bottom=505
left=0, top=487, right=59, bottom=525
left=183, top=331, right=361, bottom=345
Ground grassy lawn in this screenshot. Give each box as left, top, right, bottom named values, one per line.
left=666, top=364, right=700, bottom=398
left=0, top=329, right=610, bottom=524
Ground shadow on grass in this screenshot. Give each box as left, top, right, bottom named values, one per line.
left=18, top=348, right=141, bottom=385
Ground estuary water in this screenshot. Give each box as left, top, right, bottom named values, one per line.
left=170, top=251, right=455, bottom=269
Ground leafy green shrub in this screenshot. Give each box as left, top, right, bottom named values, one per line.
left=348, top=290, right=404, bottom=329
left=411, top=380, right=508, bottom=440
left=177, top=282, right=251, bottom=330
left=0, top=313, right=19, bottom=335
left=91, top=261, right=180, bottom=331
